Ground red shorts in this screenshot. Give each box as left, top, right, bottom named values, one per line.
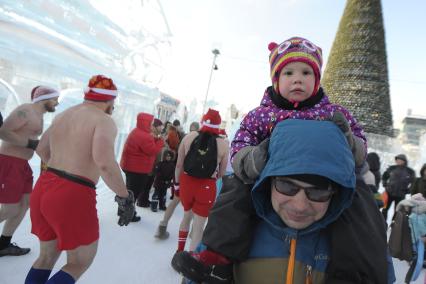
left=0, top=154, right=33, bottom=203
left=30, top=171, right=99, bottom=250
left=179, top=173, right=217, bottom=217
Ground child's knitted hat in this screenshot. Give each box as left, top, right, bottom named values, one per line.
left=268, top=37, right=323, bottom=96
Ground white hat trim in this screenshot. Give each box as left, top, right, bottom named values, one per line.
left=32, top=92, right=60, bottom=103
left=202, top=122, right=220, bottom=129
left=84, top=87, right=118, bottom=96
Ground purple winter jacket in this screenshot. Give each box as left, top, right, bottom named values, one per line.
left=231, top=87, right=367, bottom=159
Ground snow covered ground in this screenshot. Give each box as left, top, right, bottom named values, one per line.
left=0, top=162, right=425, bottom=283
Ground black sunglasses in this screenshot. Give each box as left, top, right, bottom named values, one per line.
left=272, top=178, right=335, bottom=202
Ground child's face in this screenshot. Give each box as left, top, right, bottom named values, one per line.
left=278, top=61, right=316, bottom=102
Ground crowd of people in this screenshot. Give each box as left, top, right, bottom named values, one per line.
left=1, top=36, right=426, bottom=284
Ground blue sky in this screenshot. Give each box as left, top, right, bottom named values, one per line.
left=95, top=0, right=426, bottom=128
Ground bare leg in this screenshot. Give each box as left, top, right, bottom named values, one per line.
left=0, top=203, right=20, bottom=224
left=160, top=196, right=180, bottom=226
left=1, top=194, right=30, bottom=236
left=188, top=214, right=207, bottom=251
left=32, top=239, right=61, bottom=270
left=61, top=241, right=99, bottom=281
left=179, top=210, right=194, bottom=233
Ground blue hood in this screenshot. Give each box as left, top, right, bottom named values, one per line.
left=252, top=119, right=356, bottom=236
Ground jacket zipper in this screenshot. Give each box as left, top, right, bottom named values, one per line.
left=286, top=238, right=296, bottom=284
left=305, top=265, right=312, bottom=284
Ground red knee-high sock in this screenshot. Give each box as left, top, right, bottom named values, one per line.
left=177, top=230, right=189, bottom=251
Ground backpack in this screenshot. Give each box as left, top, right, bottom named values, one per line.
left=388, top=206, right=414, bottom=261
left=387, top=167, right=413, bottom=197
left=183, top=132, right=218, bottom=178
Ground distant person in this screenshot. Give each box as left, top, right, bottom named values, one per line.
left=120, top=112, right=164, bottom=213
left=166, top=122, right=181, bottom=153
left=26, top=75, right=134, bottom=284
left=382, top=154, right=415, bottom=220
left=361, top=161, right=384, bottom=208
left=171, top=36, right=366, bottom=283
left=367, top=152, right=381, bottom=188
left=144, top=118, right=164, bottom=208
left=173, top=119, right=185, bottom=140
left=189, top=121, right=200, bottom=132
left=0, top=86, right=59, bottom=257
left=410, top=164, right=426, bottom=198
left=0, top=111, right=3, bottom=128
left=174, top=109, right=229, bottom=252
left=162, top=121, right=171, bottom=135
left=150, top=150, right=175, bottom=212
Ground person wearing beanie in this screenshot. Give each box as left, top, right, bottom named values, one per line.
left=0, top=85, right=60, bottom=258
left=189, top=121, right=200, bottom=132
left=172, top=37, right=368, bottom=283
left=381, top=153, right=415, bottom=221
left=25, top=75, right=135, bottom=284
left=172, top=108, right=229, bottom=254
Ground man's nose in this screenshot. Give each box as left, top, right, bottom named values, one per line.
left=291, top=189, right=310, bottom=210
left=292, top=75, right=302, bottom=84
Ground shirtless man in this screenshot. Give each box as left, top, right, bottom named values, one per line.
left=174, top=108, right=229, bottom=253
left=0, top=86, right=59, bottom=257
left=25, top=75, right=135, bottom=284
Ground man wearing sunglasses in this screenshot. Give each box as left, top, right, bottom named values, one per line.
left=230, top=119, right=394, bottom=284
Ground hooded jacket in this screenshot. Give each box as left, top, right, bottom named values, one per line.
left=233, top=119, right=356, bottom=284
left=231, top=87, right=366, bottom=159
left=120, top=113, right=164, bottom=174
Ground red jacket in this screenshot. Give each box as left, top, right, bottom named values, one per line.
left=120, top=113, right=164, bottom=174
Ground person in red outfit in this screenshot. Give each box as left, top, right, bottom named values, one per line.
left=120, top=113, right=164, bottom=218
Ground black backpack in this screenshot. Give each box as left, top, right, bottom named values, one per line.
left=183, top=132, right=218, bottom=178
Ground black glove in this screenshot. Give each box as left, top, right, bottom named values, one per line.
left=330, top=111, right=365, bottom=167
left=26, top=139, right=39, bottom=150
left=115, top=191, right=135, bottom=226
left=232, top=138, right=270, bottom=184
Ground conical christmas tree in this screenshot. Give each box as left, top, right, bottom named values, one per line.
left=322, top=0, right=393, bottom=136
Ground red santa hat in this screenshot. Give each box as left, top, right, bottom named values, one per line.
left=200, top=108, right=221, bottom=135
left=31, top=86, right=60, bottom=103
left=84, top=75, right=118, bottom=101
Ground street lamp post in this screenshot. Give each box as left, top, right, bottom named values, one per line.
left=202, top=49, right=220, bottom=114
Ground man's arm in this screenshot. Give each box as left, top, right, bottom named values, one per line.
left=92, top=117, right=128, bottom=198
left=0, top=107, right=31, bottom=146
left=382, top=166, right=393, bottom=187
left=174, top=134, right=188, bottom=183
left=36, top=126, right=52, bottom=162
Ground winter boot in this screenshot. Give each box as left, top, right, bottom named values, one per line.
left=136, top=200, right=150, bottom=208
left=159, top=197, right=167, bottom=211
left=154, top=222, right=170, bottom=240
left=0, top=243, right=31, bottom=257
left=131, top=212, right=141, bottom=222
left=151, top=200, right=159, bottom=212
left=171, top=250, right=233, bottom=284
